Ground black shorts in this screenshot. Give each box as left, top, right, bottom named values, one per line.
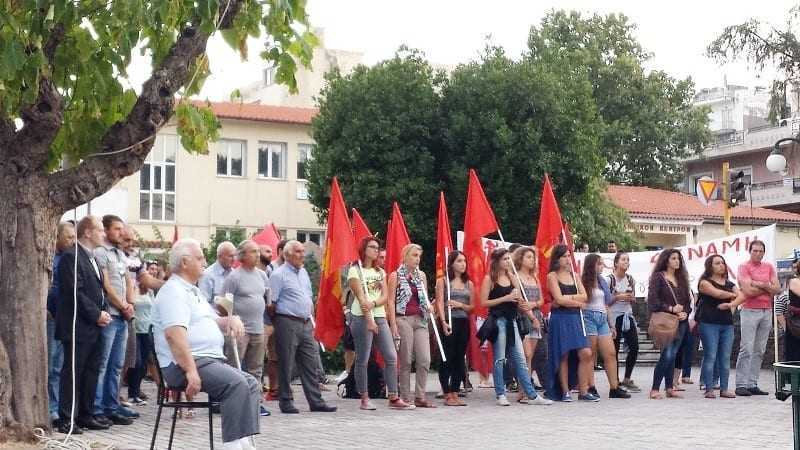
left=343, top=323, right=355, bottom=351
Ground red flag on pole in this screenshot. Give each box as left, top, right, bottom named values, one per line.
left=462, top=169, right=500, bottom=377
left=384, top=202, right=411, bottom=274
left=252, top=222, right=281, bottom=250
left=352, top=208, right=372, bottom=244
left=535, top=174, right=566, bottom=315
left=315, top=178, right=357, bottom=349
left=435, top=192, right=453, bottom=280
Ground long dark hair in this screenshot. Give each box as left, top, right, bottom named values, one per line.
left=698, top=254, right=729, bottom=288
left=447, top=250, right=469, bottom=283
left=650, top=248, right=689, bottom=290
left=489, top=248, right=510, bottom=285
left=581, top=254, right=602, bottom=290
left=548, top=244, right=569, bottom=273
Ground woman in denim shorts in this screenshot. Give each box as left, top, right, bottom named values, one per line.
left=581, top=254, right=631, bottom=399
left=512, top=246, right=548, bottom=401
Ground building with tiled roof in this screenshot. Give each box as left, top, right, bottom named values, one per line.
left=83, top=101, right=324, bottom=245
left=606, top=185, right=800, bottom=255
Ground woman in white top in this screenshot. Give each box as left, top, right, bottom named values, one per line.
left=581, top=254, right=630, bottom=399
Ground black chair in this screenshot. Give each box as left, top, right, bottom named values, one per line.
left=148, top=326, right=218, bottom=449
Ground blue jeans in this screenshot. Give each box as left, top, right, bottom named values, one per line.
left=492, top=317, right=538, bottom=399
left=94, top=315, right=128, bottom=415
left=699, top=322, right=734, bottom=392
left=652, top=321, right=688, bottom=391
left=47, top=317, right=63, bottom=420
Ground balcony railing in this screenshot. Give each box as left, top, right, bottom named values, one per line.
left=748, top=178, right=800, bottom=207
left=708, top=130, right=745, bottom=149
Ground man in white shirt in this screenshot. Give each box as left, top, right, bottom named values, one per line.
left=152, top=239, right=259, bottom=450
left=199, top=241, right=236, bottom=305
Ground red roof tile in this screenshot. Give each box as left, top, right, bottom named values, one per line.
left=192, top=101, right=318, bottom=125
left=607, top=185, right=800, bottom=224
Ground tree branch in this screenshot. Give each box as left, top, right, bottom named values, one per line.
left=46, top=0, right=245, bottom=213
left=5, top=23, right=67, bottom=170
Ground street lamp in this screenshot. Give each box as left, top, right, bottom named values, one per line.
left=767, top=137, right=800, bottom=173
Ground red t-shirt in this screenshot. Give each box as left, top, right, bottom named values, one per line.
left=737, top=260, right=776, bottom=309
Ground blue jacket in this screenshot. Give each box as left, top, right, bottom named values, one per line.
left=46, top=251, right=63, bottom=317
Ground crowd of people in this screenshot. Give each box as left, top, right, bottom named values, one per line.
left=46, top=215, right=794, bottom=448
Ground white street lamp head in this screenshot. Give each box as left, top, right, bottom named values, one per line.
left=766, top=152, right=787, bottom=173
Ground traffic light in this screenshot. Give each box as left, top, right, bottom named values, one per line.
left=728, top=170, right=747, bottom=207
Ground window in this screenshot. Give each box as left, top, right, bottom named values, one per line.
left=216, top=139, right=246, bottom=177
left=297, top=144, right=313, bottom=180
left=140, top=135, right=177, bottom=222
left=688, top=173, right=713, bottom=194
left=263, top=66, right=275, bottom=86
left=258, top=141, right=286, bottom=179
left=296, top=231, right=322, bottom=246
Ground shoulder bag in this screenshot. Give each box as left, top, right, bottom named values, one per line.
left=648, top=274, right=680, bottom=349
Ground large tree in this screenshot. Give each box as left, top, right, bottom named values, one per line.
left=527, top=11, right=711, bottom=188
left=307, top=45, right=639, bottom=260
left=707, top=4, right=800, bottom=124
left=0, top=0, right=315, bottom=440
left=307, top=48, right=445, bottom=257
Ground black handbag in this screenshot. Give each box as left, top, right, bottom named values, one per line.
left=476, top=314, right=498, bottom=343
left=516, top=314, right=532, bottom=337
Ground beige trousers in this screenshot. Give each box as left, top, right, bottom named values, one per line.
left=397, top=315, right=431, bottom=401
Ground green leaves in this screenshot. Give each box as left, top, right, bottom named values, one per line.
left=174, top=101, right=221, bottom=154
left=1, top=0, right=316, bottom=168
left=527, top=10, right=710, bottom=188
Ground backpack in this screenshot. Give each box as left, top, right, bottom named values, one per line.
left=337, top=355, right=386, bottom=399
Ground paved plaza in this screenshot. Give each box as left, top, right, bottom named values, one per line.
left=70, top=367, right=792, bottom=449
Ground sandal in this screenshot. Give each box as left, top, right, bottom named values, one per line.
left=388, top=397, right=415, bottom=410
left=649, top=391, right=663, bottom=400
left=671, top=386, right=686, bottom=392
left=704, top=391, right=716, bottom=399
left=414, top=398, right=437, bottom=408
left=665, top=389, right=683, bottom=399
left=720, top=391, right=736, bottom=398
left=681, top=378, right=694, bottom=384
left=444, top=393, right=461, bottom=407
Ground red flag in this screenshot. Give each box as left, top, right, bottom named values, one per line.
left=462, top=169, right=499, bottom=377
left=535, top=174, right=566, bottom=315
left=314, top=178, right=357, bottom=349
left=435, top=192, right=454, bottom=280
left=384, top=202, right=411, bottom=274
left=352, top=208, right=372, bottom=244
left=252, top=222, right=281, bottom=250
left=171, top=225, right=179, bottom=244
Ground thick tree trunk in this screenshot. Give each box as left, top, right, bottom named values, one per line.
left=0, top=173, right=59, bottom=442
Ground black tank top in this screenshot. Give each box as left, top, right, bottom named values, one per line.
left=489, top=283, right=517, bottom=317
left=554, top=280, right=579, bottom=310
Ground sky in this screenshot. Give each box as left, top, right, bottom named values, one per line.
left=128, top=0, right=800, bottom=101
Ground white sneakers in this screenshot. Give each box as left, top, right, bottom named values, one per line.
left=223, top=437, right=257, bottom=450
left=497, top=394, right=552, bottom=406
left=528, top=395, right=553, bottom=406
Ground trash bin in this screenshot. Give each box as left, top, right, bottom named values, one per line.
left=774, top=361, right=800, bottom=449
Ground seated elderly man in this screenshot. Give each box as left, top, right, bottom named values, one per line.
left=152, top=238, right=260, bottom=450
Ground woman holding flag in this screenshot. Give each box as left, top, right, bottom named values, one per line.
left=348, top=237, right=413, bottom=410
left=435, top=250, right=473, bottom=406
left=545, top=244, right=596, bottom=402
left=480, top=248, right=552, bottom=406
left=388, top=244, right=436, bottom=408
left=512, top=246, right=548, bottom=400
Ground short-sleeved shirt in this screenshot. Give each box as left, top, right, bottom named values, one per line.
left=152, top=275, right=225, bottom=367
left=738, top=260, right=777, bottom=309
left=133, top=290, right=155, bottom=334
left=94, top=242, right=128, bottom=316
left=608, top=273, right=635, bottom=317
left=347, top=266, right=385, bottom=318
left=198, top=261, right=231, bottom=304
left=223, top=267, right=268, bottom=334
left=270, top=263, right=314, bottom=319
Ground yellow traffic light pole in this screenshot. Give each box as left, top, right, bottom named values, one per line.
left=722, top=161, right=731, bottom=235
